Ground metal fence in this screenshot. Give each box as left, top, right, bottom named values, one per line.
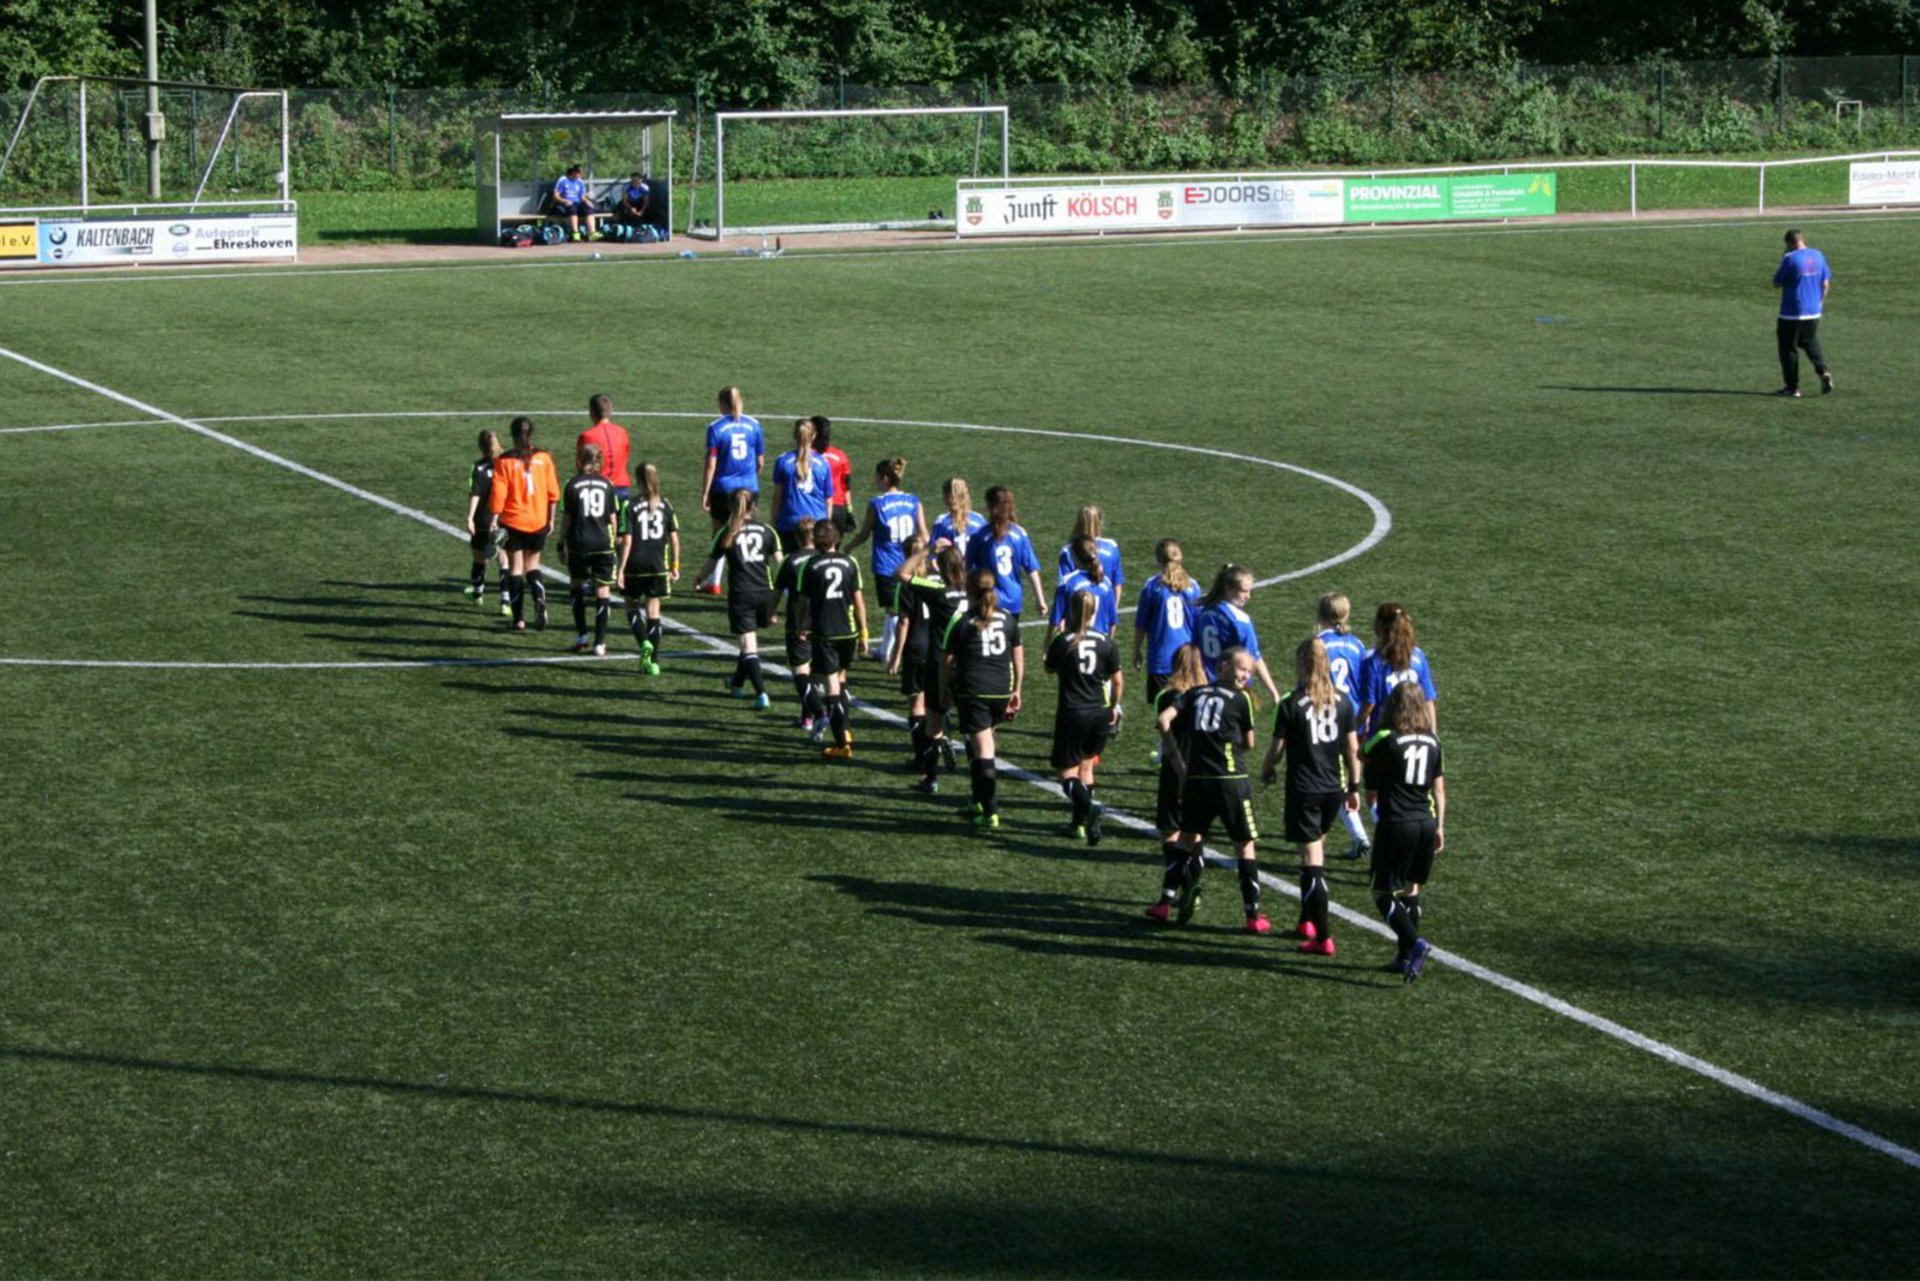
left=0, top=56, right=1914, bottom=198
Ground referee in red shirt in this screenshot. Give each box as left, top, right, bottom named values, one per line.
left=578, top=394, right=633, bottom=497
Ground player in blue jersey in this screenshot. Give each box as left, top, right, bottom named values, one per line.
left=1055, top=505, right=1124, bottom=608
left=770, top=418, right=834, bottom=553
left=1194, top=564, right=1282, bottom=706
left=844, top=457, right=927, bottom=667
left=931, top=477, right=988, bottom=561
left=1772, top=228, right=1834, bottom=397
left=697, top=386, right=764, bottom=593
left=964, top=486, right=1047, bottom=640
left=1048, top=537, right=1119, bottom=640
left=1131, top=538, right=1202, bottom=716
left=1356, top=602, right=1439, bottom=738
left=1315, top=591, right=1374, bottom=859
left=550, top=164, right=601, bottom=242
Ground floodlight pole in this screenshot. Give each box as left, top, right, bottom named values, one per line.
left=144, top=0, right=163, bottom=199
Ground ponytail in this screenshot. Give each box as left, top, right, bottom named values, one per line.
left=1069, top=590, right=1097, bottom=646
left=726, top=488, right=753, bottom=540
left=935, top=543, right=965, bottom=586
left=985, top=485, right=1015, bottom=536
left=1201, top=563, right=1248, bottom=609
left=968, top=567, right=999, bottom=623
left=639, top=461, right=662, bottom=510
left=1379, top=608, right=1416, bottom=670
left=793, top=418, right=816, bottom=479
left=943, top=477, right=973, bottom=528
left=1296, top=637, right=1335, bottom=713
left=478, top=429, right=502, bottom=461
left=718, top=385, right=744, bottom=419
left=1156, top=539, right=1191, bottom=594
left=1071, top=535, right=1104, bottom=585
left=1071, top=504, right=1103, bottom=543
left=876, top=456, right=907, bottom=490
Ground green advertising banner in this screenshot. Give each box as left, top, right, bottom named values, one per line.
left=1342, top=173, right=1556, bottom=222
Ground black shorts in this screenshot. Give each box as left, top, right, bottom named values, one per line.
left=568, top=550, right=618, bottom=587
left=831, top=505, right=855, bottom=534
left=899, top=649, right=930, bottom=697
left=1144, top=671, right=1169, bottom=709
left=785, top=626, right=811, bottom=668
left=778, top=525, right=811, bottom=555
left=956, top=696, right=1011, bottom=736
left=1155, top=761, right=1184, bottom=834
left=921, top=655, right=950, bottom=715
left=623, top=571, right=670, bottom=601
left=812, top=634, right=858, bottom=676
left=469, top=524, right=502, bottom=556
left=1181, top=778, right=1259, bottom=846
left=1371, top=819, right=1438, bottom=892
left=706, top=482, right=735, bottom=520
left=1050, top=706, right=1112, bottom=770
left=874, top=578, right=906, bottom=613
left=1284, top=789, right=1346, bottom=844
left=728, top=591, right=777, bottom=636
left=503, top=527, right=548, bottom=555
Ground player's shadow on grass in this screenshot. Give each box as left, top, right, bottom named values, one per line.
left=233, top=607, right=477, bottom=635
left=640, top=791, right=966, bottom=839
left=1540, top=384, right=1779, bottom=397
left=1790, top=831, right=1920, bottom=878
left=0, top=1044, right=1327, bottom=1186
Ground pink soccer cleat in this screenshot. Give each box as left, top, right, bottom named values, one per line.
left=1245, top=914, right=1272, bottom=936
left=1145, top=901, right=1172, bottom=922
left=1300, top=936, right=1336, bottom=957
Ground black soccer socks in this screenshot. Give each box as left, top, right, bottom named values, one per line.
left=593, top=597, right=610, bottom=645
left=970, top=756, right=998, bottom=814
left=1160, top=841, right=1186, bottom=900
left=1237, top=857, right=1261, bottom=918
left=1300, top=865, right=1330, bottom=939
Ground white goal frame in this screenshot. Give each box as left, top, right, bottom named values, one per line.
left=703, top=105, right=1009, bottom=239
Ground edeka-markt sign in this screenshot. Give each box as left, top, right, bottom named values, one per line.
left=1343, top=173, right=1555, bottom=221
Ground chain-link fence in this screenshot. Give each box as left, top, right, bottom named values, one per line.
left=2, top=56, right=1915, bottom=200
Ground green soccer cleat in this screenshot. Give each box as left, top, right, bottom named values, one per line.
left=1174, top=875, right=1202, bottom=925
left=1058, top=822, right=1087, bottom=842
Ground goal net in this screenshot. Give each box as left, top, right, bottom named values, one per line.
left=695, top=106, right=1009, bottom=239
left=0, top=77, right=288, bottom=213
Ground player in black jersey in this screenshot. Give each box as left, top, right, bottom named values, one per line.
left=1153, top=647, right=1269, bottom=933
left=1044, top=590, right=1124, bottom=845
left=463, top=429, right=509, bottom=613
left=617, top=461, right=679, bottom=677
left=1261, top=637, right=1363, bottom=956
left=694, top=490, right=781, bottom=709
left=802, top=521, right=869, bottom=759
left=771, top=517, right=821, bottom=731
left=1364, top=682, right=1447, bottom=982
left=558, top=444, right=620, bottom=656
left=943, top=568, right=1024, bottom=831
left=895, top=540, right=968, bottom=793
left=1142, top=643, right=1210, bottom=922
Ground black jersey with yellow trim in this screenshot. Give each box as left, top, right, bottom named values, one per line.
left=774, top=549, right=816, bottom=633
left=1273, top=685, right=1357, bottom=794
left=713, top=521, right=780, bottom=596
left=904, top=575, right=967, bottom=662
left=1172, top=681, right=1256, bottom=779
left=623, top=498, right=678, bottom=574
left=561, top=474, right=619, bottom=553
left=1044, top=629, right=1121, bottom=712
left=1364, top=728, right=1443, bottom=823
left=943, top=609, right=1017, bottom=700
left=802, top=551, right=864, bottom=639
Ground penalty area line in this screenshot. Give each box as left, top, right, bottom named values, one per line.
left=0, top=341, right=1914, bottom=1174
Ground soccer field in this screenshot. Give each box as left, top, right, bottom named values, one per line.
left=2, top=216, right=1916, bottom=1277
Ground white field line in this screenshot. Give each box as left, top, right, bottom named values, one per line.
left=0, top=652, right=725, bottom=672
left=1, top=408, right=1391, bottom=602
left=2, top=208, right=1920, bottom=289
left=2, top=345, right=1915, bottom=1174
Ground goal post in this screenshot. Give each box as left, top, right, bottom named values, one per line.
left=706, top=105, right=1009, bottom=239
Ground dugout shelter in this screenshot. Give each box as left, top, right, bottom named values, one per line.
left=475, top=110, right=675, bottom=244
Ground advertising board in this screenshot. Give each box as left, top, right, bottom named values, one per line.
left=31, top=212, right=298, bottom=267
left=1849, top=161, right=1920, bottom=205
left=958, top=172, right=1555, bottom=236
left=0, top=220, right=37, bottom=259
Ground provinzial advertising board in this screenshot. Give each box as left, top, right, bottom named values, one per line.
left=1848, top=161, right=1920, bottom=205
left=1342, top=173, right=1556, bottom=221
left=31, top=212, right=298, bottom=267
left=957, top=179, right=1344, bottom=236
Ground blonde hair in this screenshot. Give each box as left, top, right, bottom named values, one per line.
left=1155, top=539, right=1191, bottom=594
left=578, top=442, right=604, bottom=475
left=717, top=385, right=744, bottom=418
left=1069, top=590, right=1098, bottom=646
left=943, top=477, right=972, bottom=526
left=1385, top=682, right=1434, bottom=736
left=792, top=418, right=816, bottom=479
left=726, top=488, right=755, bottom=539
left=1318, top=592, right=1351, bottom=633
left=637, top=461, right=662, bottom=509
left=1166, top=643, right=1206, bottom=695
left=1071, top=504, right=1104, bottom=542
left=968, top=567, right=999, bottom=623
left=875, top=456, right=907, bottom=489
left=1295, top=636, right=1335, bottom=712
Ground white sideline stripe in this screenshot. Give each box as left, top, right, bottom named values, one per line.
left=3, top=350, right=1915, bottom=1175
left=4, top=209, right=1919, bottom=290
left=0, top=420, right=167, bottom=435
left=0, top=652, right=725, bottom=672
left=1, top=408, right=1393, bottom=600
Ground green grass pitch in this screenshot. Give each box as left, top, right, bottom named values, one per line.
left=1, top=214, right=1917, bottom=1277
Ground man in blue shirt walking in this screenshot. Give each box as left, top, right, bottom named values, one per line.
left=1771, top=228, right=1833, bottom=398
